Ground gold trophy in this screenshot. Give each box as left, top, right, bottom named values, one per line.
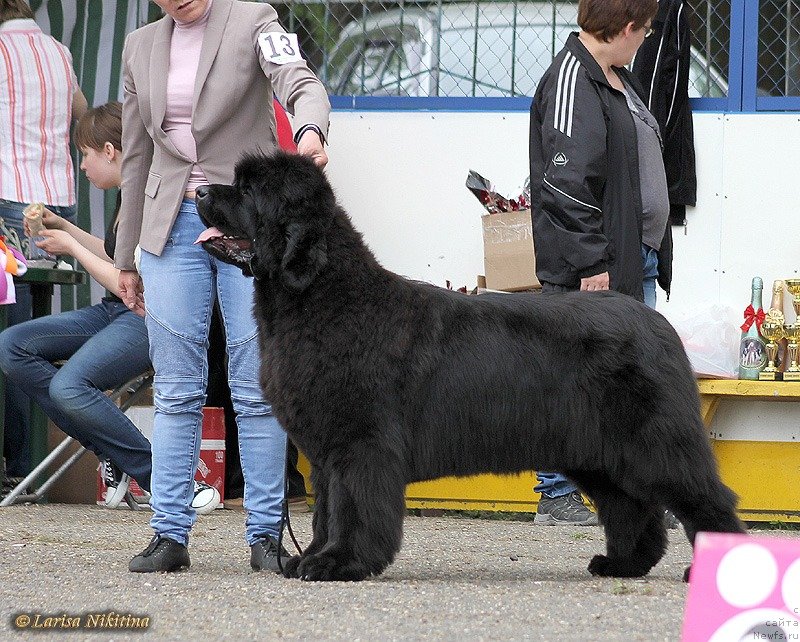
left=759, top=321, right=784, bottom=380
left=784, top=280, right=800, bottom=381
left=761, top=283, right=786, bottom=380
left=783, top=323, right=800, bottom=381
left=786, top=279, right=800, bottom=317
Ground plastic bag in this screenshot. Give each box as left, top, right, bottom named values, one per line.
left=661, top=304, right=740, bottom=379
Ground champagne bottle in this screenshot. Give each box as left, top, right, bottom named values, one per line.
left=766, top=279, right=788, bottom=372
left=739, top=277, right=767, bottom=380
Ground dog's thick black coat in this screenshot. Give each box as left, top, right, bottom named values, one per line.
left=196, top=152, right=745, bottom=582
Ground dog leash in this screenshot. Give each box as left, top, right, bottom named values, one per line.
left=276, top=466, right=304, bottom=575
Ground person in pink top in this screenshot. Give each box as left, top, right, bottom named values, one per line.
left=0, top=0, right=87, bottom=483
left=117, top=0, right=330, bottom=574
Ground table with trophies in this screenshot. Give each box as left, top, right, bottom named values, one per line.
left=696, top=277, right=800, bottom=524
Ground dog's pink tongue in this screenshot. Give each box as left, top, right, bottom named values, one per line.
left=194, top=227, right=223, bottom=244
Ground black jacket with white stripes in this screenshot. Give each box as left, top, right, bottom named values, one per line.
left=529, top=33, right=672, bottom=301
left=632, top=0, right=697, bottom=225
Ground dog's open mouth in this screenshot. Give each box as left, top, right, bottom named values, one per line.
left=195, top=227, right=254, bottom=272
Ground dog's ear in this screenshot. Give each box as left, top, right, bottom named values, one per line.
left=280, top=222, right=327, bottom=291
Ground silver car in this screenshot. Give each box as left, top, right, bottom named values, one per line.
left=327, top=3, right=727, bottom=98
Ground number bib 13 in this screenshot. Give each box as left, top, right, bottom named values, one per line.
left=258, top=32, right=303, bottom=65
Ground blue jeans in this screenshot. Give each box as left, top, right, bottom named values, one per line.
left=0, top=299, right=152, bottom=486
left=535, top=245, right=660, bottom=498
left=0, top=198, right=76, bottom=476
left=641, top=244, right=659, bottom=310
left=534, top=472, right=578, bottom=499
left=140, top=200, right=286, bottom=546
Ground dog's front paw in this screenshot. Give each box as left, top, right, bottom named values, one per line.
left=282, top=554, right=303, bottom=578
left=296, top=552, right=369, bottom=582
left=588, top=554, right=649, bottom=578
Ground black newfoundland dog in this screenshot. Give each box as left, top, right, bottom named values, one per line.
left=196, top=152, right=745, bottom=582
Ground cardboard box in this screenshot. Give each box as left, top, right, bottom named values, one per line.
left=46, top=420, right=100, bottom=505
left=481, top=209, right=540, bottom=292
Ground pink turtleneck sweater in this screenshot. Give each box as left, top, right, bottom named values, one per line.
left=162, top=0, right=213, bottom=191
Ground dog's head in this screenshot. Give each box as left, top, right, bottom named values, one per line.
left=196, top=152, right=336, bottom=291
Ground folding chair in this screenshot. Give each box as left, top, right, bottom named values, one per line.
left=0, top=369, right=154, bottom=508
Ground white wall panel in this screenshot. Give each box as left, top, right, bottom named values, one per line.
left=717, top=114, right=800, bottom=316
left=326, top=111, right=529, bottom=288
left=327, top=110, right=798, bottom=314
left=661, top=113, right=726, bottom=314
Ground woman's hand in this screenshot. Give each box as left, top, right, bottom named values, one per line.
left=580, top=272, right=610, bottom=292
left=33, top=229, right=77, bottom=256
left=24, top=207, right=64, bottom=236
left=119, top=270, right=146, bottom=317
left=297, top=128, right=328, bottom=168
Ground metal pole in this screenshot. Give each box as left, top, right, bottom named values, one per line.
left=472, top=2, right=480, bottom=97
left=786, top=0, right=793, bottom=95
left=511, top=0, right=518, bottom=96
left=706, top=0, right=712, bottom=91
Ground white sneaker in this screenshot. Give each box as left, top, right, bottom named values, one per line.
left=192, top=481, right=221, bottom=515
left=102, top=460, right=130, bottom=509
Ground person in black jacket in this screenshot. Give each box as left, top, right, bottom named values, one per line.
left=632, top=0, right=697, bottom=229
left=529, top=0, right=670, bottom=525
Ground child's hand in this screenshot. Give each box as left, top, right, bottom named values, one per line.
left=40, top=207, right=64, bottom=230
left=34, top=229, right=76, bottom=257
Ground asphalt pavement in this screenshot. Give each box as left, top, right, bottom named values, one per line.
left=0, top=503, right=782, bottom=641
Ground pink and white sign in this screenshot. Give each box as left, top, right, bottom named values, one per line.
left=682, top=532, right=800, bottom=641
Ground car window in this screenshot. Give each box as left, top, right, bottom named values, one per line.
left=439, top=25, right=572, bottom=96
left=689, top=49, right=728, bottom=98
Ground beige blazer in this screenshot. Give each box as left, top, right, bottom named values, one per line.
left=115, top=0, right=331, bottom=270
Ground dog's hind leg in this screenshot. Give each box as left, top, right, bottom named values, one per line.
left=668, top=477, right=745, bottom=544
left=667, top=477, right=746, bottom=581
left=572, top=473, right=668, bottom=578
left=294, top=448, right=406, bottom=581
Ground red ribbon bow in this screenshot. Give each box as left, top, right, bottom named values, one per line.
left=740, top=305, right=765, bottom=332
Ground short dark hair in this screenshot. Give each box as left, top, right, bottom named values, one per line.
left=578, top=0, right=659, bottom=42
left=0, top=0, right=35, bottom=23
left=74, top=102, right=123, bottom=153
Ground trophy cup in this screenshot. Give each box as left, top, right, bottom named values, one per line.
left=786, top=279, right=800, bottom=317
left=784, top=280, right=800, bottom=381
left=759, top=321, right=784, bottom=380
left=782, top=323, right=800, bottom=381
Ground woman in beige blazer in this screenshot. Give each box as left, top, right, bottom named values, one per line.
left=116, top=0, right=330, bottom=574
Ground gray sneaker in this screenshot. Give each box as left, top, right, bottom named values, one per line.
left=535, top=491, right=599, bottom=526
